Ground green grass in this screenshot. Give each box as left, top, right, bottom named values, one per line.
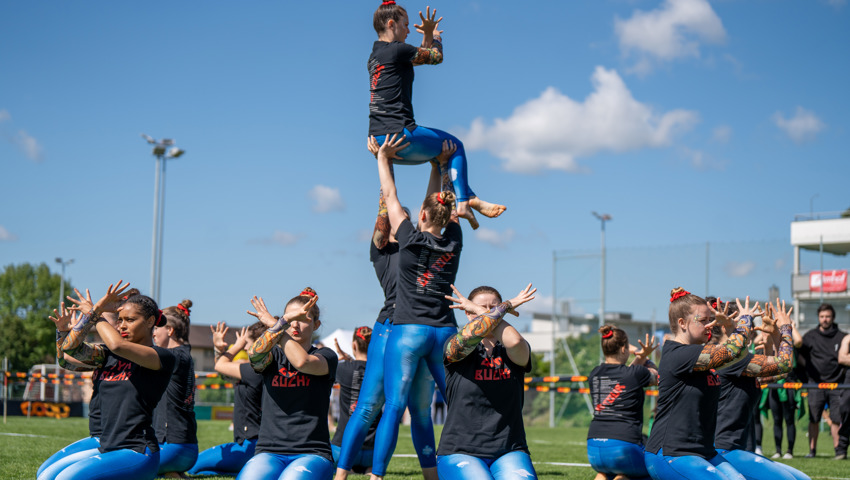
left=1, top=416, right=847, bottom=479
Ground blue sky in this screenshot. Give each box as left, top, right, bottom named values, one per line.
left=2, top=0, right=848, bottom=333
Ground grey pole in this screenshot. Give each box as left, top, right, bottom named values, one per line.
left=156, top=158, right=167, bottom=303
left=550, top=251, right=556, bottom=428
left=592, top=212, right=611, bottom=362
left=150, top=154, right=162, bottom=301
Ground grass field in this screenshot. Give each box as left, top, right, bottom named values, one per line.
left=1, top=416, right=847, bottom=479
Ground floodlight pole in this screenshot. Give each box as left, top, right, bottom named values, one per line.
left=55, top=257, right=73, bottom=402
left=592, top=212, right=611, bottom=362
left=142, top=135, right=185, bottom=304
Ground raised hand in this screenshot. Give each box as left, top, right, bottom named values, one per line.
left=445, top=284, right=485, bottom=315
left=211, top=322, right=229, bottom=352
left=93, top=280, right=132, bottom=313
left=247, top=296, right=278, bottom=328
left=234, top=326, right=251, bottom=350
left=507, top=283, right=537, bottom=316
left=635, top=333, right=658, bottom=359
left=736, top=296, right=762, bottom=319
left=772, top=298, right=793, bottom=328
left=706, top=299, right=734, bottom=332
left=414, top=6, right=443, bottom=37
left=377, top=133, right=410, bottom=161
left=284, top=294, right=319, bottom=323
left=49, top=305, right=74, bottom=332
left=434, top=139, right=456, bottom=167
left=367, top=135, right=380, bottom=157
left=334, top=338, right=353, bottom=362
left=67, top=288, right=94, bottom=313
left=755, top=302, right=777, bottom=334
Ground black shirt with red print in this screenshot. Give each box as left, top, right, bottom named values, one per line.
left=646, top=340, right=722, bottom=459
left=587, top=363, right=653, bottom=445
left=394, top=219, right=462, bottom=329
left=437, top=342, right=532, bottom=459
left=368, top=40, right=419, bottom=136
left=255, top=345, right=338, bottom=461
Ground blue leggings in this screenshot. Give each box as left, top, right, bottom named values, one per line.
left=336, top=320, right=436, bottom=472
left=375, top=126, right=476, bottom=202
left=437, top=451, right=538, bottom=480
left=332, top=444, right=373, bottom=469
left=645, top=449, right=745, bottom=480
left=156, top=442, right=198, bottom=474
left=38, top=436, right=101, bottom=480
left=716, top=449, right=810, bottom=480
left=372, top=323, right=456, bottom=476
left=587, top=438, right=650, bottom=479
left=51, top=447, right=160, bottom=480
left=235, top=452, right=334, bottom=480
left=187, top=438, right=256, bottom=475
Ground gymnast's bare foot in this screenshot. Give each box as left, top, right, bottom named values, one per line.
left=456, top=201, right=480, bottom=230
left=468, top=196, right=506, bottom=218
left=593, top=473, right=608, bottom=480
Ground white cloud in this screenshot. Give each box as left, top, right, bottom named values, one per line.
left=772, top=107, right=825, bottom=143
left=0, top=226, right=18, bottom=241
left=250, top=230, right=301, bottom=246
left=681, top=147, right=724, bottom=170
left=724, top=261, right=756, bottom=278
left=462, top=67, right=699, bottom=173
left=615, top=0, right=726, bottom=72
left=13, top=130, right=44, bottom=162
left=474, top=227, right=515, bottom=248
left=308, top=185, right=345, bottom=213
left=0, top=109, right=9, bottom=122
left=712, top=125, right=732, bottom=143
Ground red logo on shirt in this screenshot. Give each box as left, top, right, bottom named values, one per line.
left=416, top=252, right=455, bottom=288
left=474, top=357, right=511, bottom=381
left=595, top=383, right=626, bottom=412
left=370, top=64, right=385, bottom=103
left=707, top=369, right=720, bottom=387
left=98, top=360, right=133, bottom=382
left=271, top=366, right=310, bottom=388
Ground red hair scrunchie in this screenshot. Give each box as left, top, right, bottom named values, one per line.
left=602, top=330, right=614, bottom=339
left=356, top=327, right=369, bottom=341
left=176, top=304, right=190, bottom=317
left=156, top=310, right=167, bottom=327
left=670, top=290, right=691, bottom=302
left=382, top=0, right=396, bottom=5
left=437, top=194, right=446, bottom=205
left=710, top=298, right=721, bottom=309
left=300, top=290, right=317, bottom=298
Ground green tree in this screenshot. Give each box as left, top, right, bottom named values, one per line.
left=0, top=263, right=72, bottom=371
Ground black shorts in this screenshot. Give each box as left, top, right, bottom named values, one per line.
left=807, top=388, right=842, bottom=424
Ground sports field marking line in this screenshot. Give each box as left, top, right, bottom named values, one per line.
left=0, top=432, right=49, bottom=438
left=812, top=477, right=850, bottom=480
left=535, top=462, right=592, bottom=467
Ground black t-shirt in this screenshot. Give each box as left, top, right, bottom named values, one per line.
left=394, top=219, right=462, bottom=328
left=96, top=346, right=175, bottom=454
left=437, top=342, right=531, bottom=459
left=371, top=241, right=399, bottom=324
left=256, top=345, right=338, bottom=461
left=715, top=353, right=759, bottom=450
left=368, top=40, right=419, bottom=136
left=234, top=362, right=264, bottom=444
left=799, top=326, right=846, bottom=383
left=153, top=344, right=197, bottom=445
left=332, top=360, right=380, bottom=449
left=587, top=363, right=652, bottom=445
left=88, top=366, right=102, bottom=437
left=645, top=340, right=721, bottom=458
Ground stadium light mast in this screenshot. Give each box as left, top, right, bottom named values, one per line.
left=592, top=212, right=611, bottom=362
left=142, top=134, right=185, bottom=304
left=55, top=257, right=73, bottom=402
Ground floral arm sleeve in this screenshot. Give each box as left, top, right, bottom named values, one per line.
left=743, top=324, right=794, bottom=377
left=55, top=331, right=95, bottom=371
left=412, top=37, right=443, bottom=66
left=693, top=315, right=753, bottom=371
left=444, top=301, right=513, bottom=363
left=757, top=373, right=789, bottom=386
left=61, top=312, right=106, bottom=367
left=373, top=191, right=390, bottom=250
left=248, top=318, right=288, bottom=372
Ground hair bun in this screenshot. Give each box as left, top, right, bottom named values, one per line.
left=670, top=287, right=690, bottom=302
left=300, top=287, right=317, bottom=298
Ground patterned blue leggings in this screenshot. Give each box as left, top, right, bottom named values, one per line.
left=335, top=320, right=436, bottom=472
left=716, top=449, right=810, bottom=480
left=187, top=438, right=256, bottom=475
left=645, top=449, right=745, bottom=480
left=37, top=437, right=100, bottom=480
left=437, top=451, right=538, bottom=479
left=50, top=447, right=160, bottom=480
left=371, top=323, right=456, bottom=476
left=235, top=452, right=334, bottom=480
left=375, top=125, right=476, bottom=202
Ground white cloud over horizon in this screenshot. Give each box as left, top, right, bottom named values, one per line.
left=474, top=227, right=516, bottom=248
left=724, top=260, right=756, bottom=278
left=0, top=226, right=18, bottom=241
left=615, top=0, right=726, bottom=74
left=772, top=107, right=825, bottom=143
left=712, top=125, right=732, bottom=144
left=250, top=230, right=301, bottom=246
left=461, top=67, right=699, bottom=173
left=0, top=109, right=45, bottom=162
left=309, top=185, right=345, bottom=213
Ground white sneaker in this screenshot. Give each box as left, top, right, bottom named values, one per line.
left=771, top=452, right=781, bottom=459
left=755, top=447, right=763, bottom=456
left=783, top=453, right=793, bottom=459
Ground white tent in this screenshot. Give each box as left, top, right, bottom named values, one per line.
left=319, top=328, right=354, bottom=358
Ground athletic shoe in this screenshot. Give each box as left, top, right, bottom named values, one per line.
left=755, top=447, right=763, bottom=456
left=834, top=453, right=847, bottom=460
left=805, top=451, right=816, bottom=458
left=771, top=452, right=781, bottom=459
left=783, top=453, right=793, bottom=459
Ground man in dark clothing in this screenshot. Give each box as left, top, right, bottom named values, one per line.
left=795, top=304, right=846, bottom=458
